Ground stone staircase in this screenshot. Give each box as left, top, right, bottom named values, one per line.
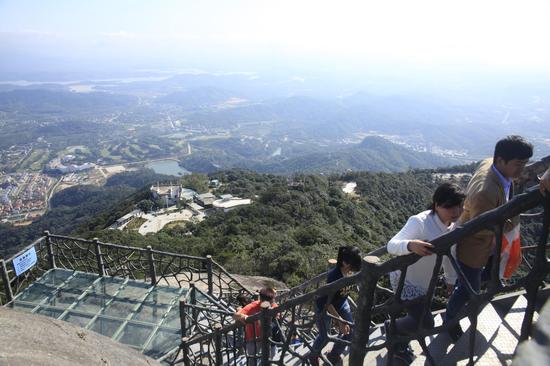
left=220, top=291, right=545, bottom=366
left=356, top=288, right=549, bottom=366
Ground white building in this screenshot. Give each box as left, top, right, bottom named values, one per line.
left=195, top=192, right=217, bottom=207
left=208, top=179, right=220, bottom=188
left=212, top=197, right=252, bottom=212
left=186, top=202, right=204, bottom=215
left=180, top=188, right=197, bottom=202
left=151, top=183, right=180, bottom=206
left=113, top=209, right=142, bottom=229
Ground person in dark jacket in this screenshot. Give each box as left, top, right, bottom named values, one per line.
left=308, top=246, right=362, bottom=366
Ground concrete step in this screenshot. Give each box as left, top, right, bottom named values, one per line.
left=361, top=324, right=387, bottom=365
left=227, top=290, right=548, bottom=366
left=361, top=297, right=529, bottom=365
left=357, top=288, right=550, bottom=366
left=440, top=295, right=539, bottom=366
left=439, top=301, right=505, bottom=365
left=486, top=295, right=533, bottom=365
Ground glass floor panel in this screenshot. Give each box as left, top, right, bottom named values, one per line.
left=16, top=283, right=56, bottom=304
left=118, top=322, right=155, bottom=347
left=132, top=303, right=171, bottom=324
left=163, top=306, right=183, bottom=329
left=46, top=287, right=85, bottom=309
left=90, top=316, right=124, bottom=337
left=103, top=298, right=140, bottom=317
left=74, top=293, right=111, bottom=314
left=144, top=327, right=181, bottom=359
left=117, top=281, right=152, bottom=299
left=62, top=310, right=95, bottom=328
left=35, top=305, right=64, bottom=318
left=9, top=301, right=36, bottom=312
left=87, top=276, right=127, bottom=297
left=8, top=268, right=187, bottom=360
left=37, top=269, right=74, bottom=286
left=146, top=286, right=183, bottom=305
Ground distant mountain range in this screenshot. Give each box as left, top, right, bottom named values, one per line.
left=154, top=86, right=237, bottom=109
left=0, top=89, right=136, bottom=113
left=180, top=136, right=456, bottom=174
left=257, top=136, right=455, bottom=173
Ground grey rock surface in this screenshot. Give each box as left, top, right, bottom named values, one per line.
left=0, top=307, right=161, bottom=366
left=512, top=299, right=550, bottom=366
left=230, top=274, right=288, bottom=292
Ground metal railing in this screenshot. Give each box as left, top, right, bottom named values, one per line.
left=168, top=185, right=550, bottom=365
left=0, top=233, right=253, bottom=306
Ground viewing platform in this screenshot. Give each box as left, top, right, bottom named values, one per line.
left=7, top=268, right=185, bottom=360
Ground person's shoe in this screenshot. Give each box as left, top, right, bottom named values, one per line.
left=325, top=353, right=342, bottom=365
left=447, top=323, right=463, bottom=343
left=393, top=345, right=415, bottom=365
left=307, top=354, right=319, bottom=366
left=383, top=319, right=391, bottom=335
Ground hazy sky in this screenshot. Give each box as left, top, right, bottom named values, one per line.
left=2, top=0, right=550, bottom=76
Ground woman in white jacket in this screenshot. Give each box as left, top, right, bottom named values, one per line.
left=386, top=182, right=465, bottom=364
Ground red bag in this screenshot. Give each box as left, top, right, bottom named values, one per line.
left=499, top=224, right=521, bottom=279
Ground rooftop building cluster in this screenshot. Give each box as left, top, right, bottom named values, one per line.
left=46, top=155, right=95, bottom=174
left=0, top=144, right=33, bottom=170
left=0, top=172, right=54, bottom=223
left=149, top=180, right=251, bottom=213
left=112, top=181, right=252, bottom=235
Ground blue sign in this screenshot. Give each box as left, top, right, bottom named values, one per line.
left=13, top=246, right=37, bottom=276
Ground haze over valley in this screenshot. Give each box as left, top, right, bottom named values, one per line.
left=1, top=0, right=550, bottom=264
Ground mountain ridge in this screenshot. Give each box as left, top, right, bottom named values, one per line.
left=180, top=135, right=456, bottom=174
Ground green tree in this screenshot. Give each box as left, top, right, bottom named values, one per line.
left=137, top=199, right=154, bottom=213
left=180, top=173, right=209, bottom=193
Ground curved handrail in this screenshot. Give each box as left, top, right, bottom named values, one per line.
left=209, top=257, right=255, bottom=297
left=4, top=236, right=46, bottom=262
left=174, top=185, right=550, bottom=366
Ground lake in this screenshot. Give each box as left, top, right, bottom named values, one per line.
left=147, top=160, right=190, bottom=176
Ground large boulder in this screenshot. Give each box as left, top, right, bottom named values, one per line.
left=0, top=307, right=160, bottom=366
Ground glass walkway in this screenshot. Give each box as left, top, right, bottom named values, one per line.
left=7, top=268, right=186, bottom=361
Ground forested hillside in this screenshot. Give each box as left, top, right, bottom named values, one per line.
left=2, top=161, right=547, bottom=286
left=82, top=169, right=440, bottom=285
left=180, top=136, right=455, bottom=174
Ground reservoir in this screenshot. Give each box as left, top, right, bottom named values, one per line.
left=147, top=160, right=190, bottom=176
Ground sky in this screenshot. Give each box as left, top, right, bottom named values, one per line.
left=2, top=0, right=550, bottom=78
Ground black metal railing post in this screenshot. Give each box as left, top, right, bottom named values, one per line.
left=214, top=323, right=223, bottom=365
left=350, top=255, right=381, bottom=365
left=44, top=230, right=56, bottom=269
left=190, top=282, right=198, bottom=324
left=181, top=336, right=191, bottom=366
left=0, top=259, right=14, bottom=303
left=147, top=245, right=157, bottom=286
left=520, top=194, right=550, bottom=341
left=180, top=299, right=187, bottom=337
left=260, top=301, right=272, bottom=366
left=206, top=255, right=214, bottom=296
left=467, top=308, right=480, bottom=364
left=93, top=238, right=105, bottom=277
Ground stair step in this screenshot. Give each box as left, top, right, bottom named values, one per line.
left=361, top=324, right=387, bottom=365
left=437, top=301, right=503, bottom=365
left=225, top=290, right=546, bottom=366
left=363, top=298, right=531, bottom=365
left=439, top=295, right=538, bottom=366
left=409, top=314, right=472, bottom=365
left=487, top=295, right=539, bottom=365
